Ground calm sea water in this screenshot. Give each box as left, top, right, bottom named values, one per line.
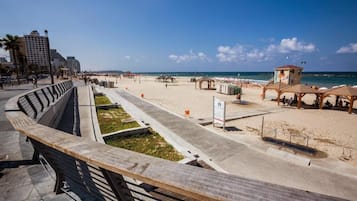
left=138, top=72, right=357, bottom=88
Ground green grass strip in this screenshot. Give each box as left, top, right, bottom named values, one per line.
left=97, top=107, right=140, bottom=134
left=106, top=129, right=184, bottom=161
left=95, top=95, right=112, bottom=105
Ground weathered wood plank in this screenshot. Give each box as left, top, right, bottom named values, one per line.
left=10, top=120, right=344, bottom=200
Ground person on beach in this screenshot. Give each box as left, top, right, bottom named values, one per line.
left=32, top=76, right=37, bottom=88
left=288, top=97, right=293, bottom=106
left=338, top=99, right=343, bottom=108
left=165, top=83, right=168, bottom=88
left=282, top=96, right=286, bottom=105
left=325, top=100, right=332, bottom=108
left=236, top=93, right=241, bottom=103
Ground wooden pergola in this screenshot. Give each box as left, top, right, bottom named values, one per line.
left=156, top=75, right=176, bottom=83
left=195, top=77, right=215, bottom=89
left=278, top=84, right=320, bottom=109
left=319, top=86, right=357, bottom=114
left=261, top=82, right=288, bottom=100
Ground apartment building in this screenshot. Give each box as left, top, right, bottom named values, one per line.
left=23, top=30, right=50, bottom=69
left=66, top=56, right=81, bottom=73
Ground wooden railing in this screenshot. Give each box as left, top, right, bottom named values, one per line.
left=5, top=81, right=343, bottom=201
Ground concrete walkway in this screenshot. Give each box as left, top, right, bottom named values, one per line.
left=0, top=81, right=74, bottom=201
left=77, top=85, right=103, bottom=143
left=100, top=87, right=357, bottom=201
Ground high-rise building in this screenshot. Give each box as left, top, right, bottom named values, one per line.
left=23, top=30, right=50, bottom=69
left=50, top=49, right=66, bottom=72
left=7, top=30, right=81, bottom=75
left=66, top=56, right=81, bottom=73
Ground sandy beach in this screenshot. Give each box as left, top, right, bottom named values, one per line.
left=93, top=75, right=357, bottom=167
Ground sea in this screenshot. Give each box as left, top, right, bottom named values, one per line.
left=137, top=72, right=357, bottom=88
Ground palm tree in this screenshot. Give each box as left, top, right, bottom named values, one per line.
left=0, top=34, right=21, bottom=84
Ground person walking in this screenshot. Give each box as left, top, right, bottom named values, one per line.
left=32, top=76, right=38, bottom=88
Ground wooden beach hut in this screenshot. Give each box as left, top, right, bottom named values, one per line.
left=279, top=84, right=320, bottom=109
left=320, top=86, right=357, bottom=114
left=196, top=77, right=215, bottom=90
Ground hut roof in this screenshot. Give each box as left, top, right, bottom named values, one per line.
left=275, top=65, right=303, bottom=71
left=197, top=77, right=215, bottom=81
left=264, top=82, right=288, bottom=90
left=324, top=86, right=357, bottom=97
left=281, top=84, right=319, bottom=94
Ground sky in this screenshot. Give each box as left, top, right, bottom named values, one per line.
left=1, top=0, right=357, bottom=72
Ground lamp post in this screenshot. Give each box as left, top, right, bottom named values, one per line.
left=44, top=30, right=54, bottom=84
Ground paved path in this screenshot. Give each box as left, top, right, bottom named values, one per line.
left=0, top=82, right=75, bottom=201
left=77, top=85, right=103, bottom=142
left=101, top=88, right=357, bottom=200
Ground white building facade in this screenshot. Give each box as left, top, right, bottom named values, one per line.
left=23, top=30, right=50, bottom=69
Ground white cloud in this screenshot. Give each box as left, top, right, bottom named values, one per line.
left=246, top=49, right=267, bottom=60
left=216, top=45, right=267, bottom=62
left=336, top=43, right=357, bottom=54
left=216, top=45, right=243, bottom=62
left=217, top=37, right=316, bottom=63
left=268, top=37, right=316, bottom=53
left=169, top=50, right=210, bottom=63
left=124, top=55, right=131, bottom=60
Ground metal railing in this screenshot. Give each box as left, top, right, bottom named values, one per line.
left=17, top=81, right=73, bottom=119
left=5, top=81, right=344, bottom=201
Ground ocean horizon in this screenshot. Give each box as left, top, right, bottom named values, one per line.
left=134, top=71, right=356, bottom=88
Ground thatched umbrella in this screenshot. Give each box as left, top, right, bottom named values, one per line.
left=320, top=86, right=357, bottom=114
left=261, top=82, right=288, bottom=100
left=279, top=84, right=320, bottom=108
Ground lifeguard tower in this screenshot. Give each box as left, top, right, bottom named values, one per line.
left=274, top=65, right=303, bottom=85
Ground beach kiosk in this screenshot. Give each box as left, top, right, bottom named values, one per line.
left=274, top=65, right=303, bottom=85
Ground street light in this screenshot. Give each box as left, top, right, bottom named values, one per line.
left=44, top=30, right=54, bottom=84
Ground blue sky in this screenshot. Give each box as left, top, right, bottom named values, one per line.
left=1, top=0, right=357, bottom=72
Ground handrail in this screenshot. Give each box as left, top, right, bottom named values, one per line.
left=5, top=81, right=343, bottom=201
